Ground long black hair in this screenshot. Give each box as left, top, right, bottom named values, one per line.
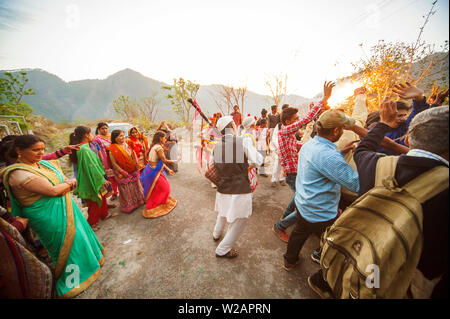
left=1, top=135, right=44, bottom=163
left=110, top=130, right=123, bottom=144
left=95, top=122, right=109, bottom=135
left=150, top=131, right=166, bottom=151
left=69, top=126, right=91, bottom=164
left=0, top=135, right=18, bottom=163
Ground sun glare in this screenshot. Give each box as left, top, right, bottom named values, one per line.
left=327, top=80, right=363, bottom=108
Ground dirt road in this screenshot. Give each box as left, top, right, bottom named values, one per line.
left=76, top=161, right=319, bottom=299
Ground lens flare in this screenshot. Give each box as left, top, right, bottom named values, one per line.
left=328, top=80, right=363, bottom=108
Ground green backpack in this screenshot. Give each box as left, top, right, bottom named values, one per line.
left=320, top=156, right=449, bottom=299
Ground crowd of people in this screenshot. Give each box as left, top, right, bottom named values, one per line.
left=0, top=123, right=178, bottom=298
left=205, top=81, right=448, bottom=299
left=0, top=78, right=448, bottom=299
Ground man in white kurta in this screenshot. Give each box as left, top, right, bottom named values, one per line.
left=212, top=116, right=263, bottom=258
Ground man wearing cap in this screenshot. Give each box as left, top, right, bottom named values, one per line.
left=211, top=116, right=263, bottom=258
left=283, top=108, right=359, bottom=271
left=308, top=99, right=449, bottom=298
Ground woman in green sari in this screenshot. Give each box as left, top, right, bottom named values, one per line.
left=0, top=135, right=104, bottom=298
left=69, top=126, right=116, bottom=231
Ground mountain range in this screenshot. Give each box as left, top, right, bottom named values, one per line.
left=3, top=51, right=448, bottom=124
left=1, top=68, right=313, bottom=123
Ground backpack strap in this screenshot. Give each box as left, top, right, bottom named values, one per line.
left=402, top=166, right=449, bottom=204
left=374, top=156, right=399, bottom=187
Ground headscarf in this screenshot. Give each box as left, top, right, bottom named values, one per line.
left=127, top=127, right=149, bottom=159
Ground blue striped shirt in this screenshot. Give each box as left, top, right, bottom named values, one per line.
left=295, top=136, right=360, bottom=223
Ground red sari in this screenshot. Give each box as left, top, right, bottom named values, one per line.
left=107, top=143, right=145, bottom=213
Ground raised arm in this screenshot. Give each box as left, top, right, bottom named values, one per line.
left=348, top=125, right=409, bottom=154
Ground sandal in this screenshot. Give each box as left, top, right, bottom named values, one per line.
left=110, top=194, right=118, bottom=201
left=216, top=249, right=239, bottom=258
left=107, top=203, right=117, bottom=209
left=213, top=236, right=221, bottom=242
left=92, top=225, right=100, bottom=232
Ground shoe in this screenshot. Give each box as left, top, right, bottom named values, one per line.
left=213, top=235, right=221, bottom=242
left=260, top=173, right=269, bottom=177
left=308, top=271, right=334, bottom=299
left=311, top=249, right=321, bottom=265
left=279, top=180, right=287, bottom=186
left=283, top=258, right=300, bottom=271
left=216, top=249, right=239, bottom=258
left=271, top=182, right=277, bottom=188
left=272, top=224, right=289, bottom=243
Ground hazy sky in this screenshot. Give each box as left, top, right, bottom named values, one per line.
left=0, top=0, right=448, bottom=98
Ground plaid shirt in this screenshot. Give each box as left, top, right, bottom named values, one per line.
left=278, top=101, right=324, bottom=175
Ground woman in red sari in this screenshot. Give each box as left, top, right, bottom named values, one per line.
left=140, top=131, right=177, bottom=218
left=127, top=127, right=149, bottom=171
left=108, top=130, right=145, bottom=213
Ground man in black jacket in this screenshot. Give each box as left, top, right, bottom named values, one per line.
left=352, top=97, right=449, bottom=298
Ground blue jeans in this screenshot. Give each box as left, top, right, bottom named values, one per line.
left=276, top=174, right=298, bottom=230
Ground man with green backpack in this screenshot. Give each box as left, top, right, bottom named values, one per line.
left=308, top=84, right=449, bottom=299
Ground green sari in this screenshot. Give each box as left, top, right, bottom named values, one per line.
left=74, top=143, right=106, bottom=206
left=1, top=160, right=104, bottom=298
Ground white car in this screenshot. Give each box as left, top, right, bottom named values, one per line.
left=107, top=122, right=134, bottom=137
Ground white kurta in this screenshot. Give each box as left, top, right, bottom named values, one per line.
left=211, top=133, right=263, bottom=223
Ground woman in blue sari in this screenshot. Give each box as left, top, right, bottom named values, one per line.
left=140, top=131, right=177, bottom=218
left=0, top=135, right=104, bottom=298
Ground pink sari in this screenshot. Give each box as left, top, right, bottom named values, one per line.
left=93, top=135, right=118, bottom=195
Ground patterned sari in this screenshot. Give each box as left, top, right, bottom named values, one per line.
left=93, top=135, right=118, bottom=196
left=0, top=217, right=54, bottom=298
left=140, top=160, right=177, bottom=218
left=108, top=143, right=145, bottom=213
left=1, top=161, right=104, bottom=298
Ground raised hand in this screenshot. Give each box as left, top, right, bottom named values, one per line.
left=379, top=97, right=398, bottom=128
left=431, top=88, right=449, bottom=106
left=323, top=81, right=336, bottom=102
left=392, top=82, right=424, bottom=102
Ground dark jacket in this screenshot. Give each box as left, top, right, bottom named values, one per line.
left=213, top=134, right=251, bottom=194
left=354, top=122, right=449, bottom=298
left=378, top=97, right=430, bottom=155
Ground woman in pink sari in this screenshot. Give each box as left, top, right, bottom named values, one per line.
left=140, top=131, right=177, bottom=219
left=93, top=123, right=119, bottom=201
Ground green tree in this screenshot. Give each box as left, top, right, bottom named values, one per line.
left=0, top=71, right=35, bottom=132
left=112, top=94, right=140, bottom=119
left=162, top=78, right=199, bottom=124
left=0, top=71, right=35, bottom=115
